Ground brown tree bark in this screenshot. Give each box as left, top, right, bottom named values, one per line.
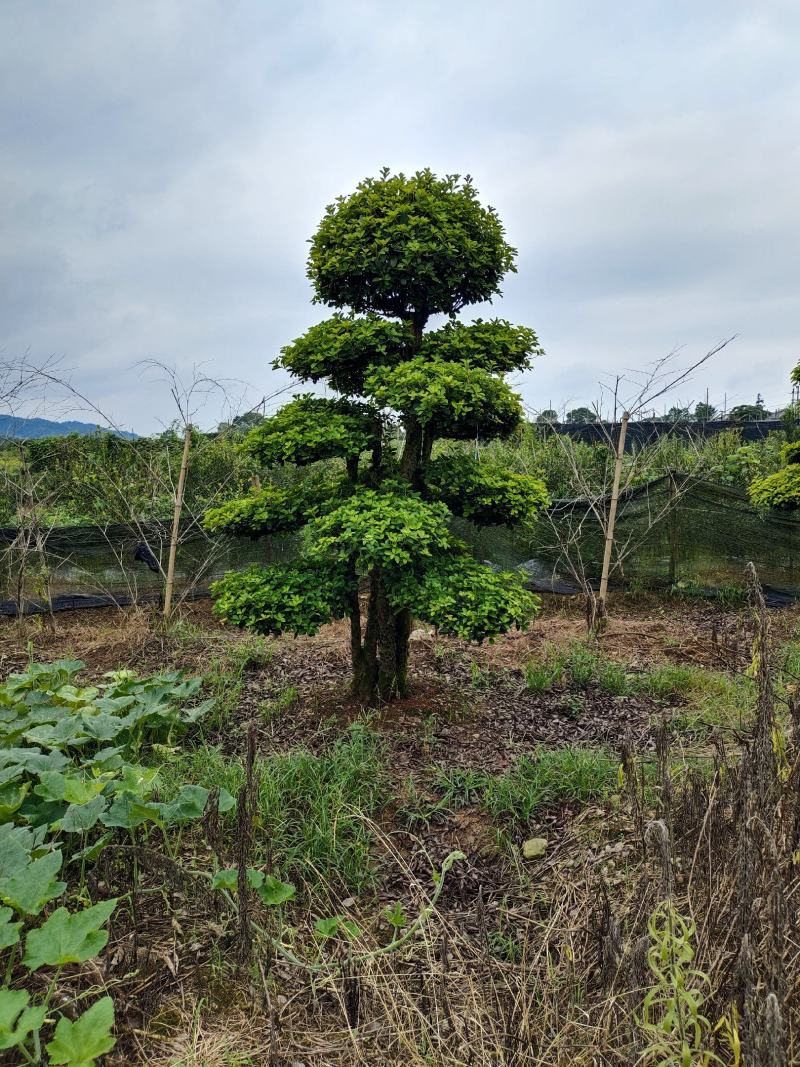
left=351, top=573, right=411, bottom=704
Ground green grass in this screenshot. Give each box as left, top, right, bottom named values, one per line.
left=635, top=663, right=754, bottom=736
left=522, top=643, right=754, bottom=738
left=158, top=721, right=388, bottom=893
left=483, top=747, right=618, bottom=827
left=523, top=641, right=631, bottom=696
left=523, top=657, right=565, bottom=693
left=203, top=635, right=273, bottom=731
left=635, top=664, right=698, bottom=701
left=259, top=684, right=299, bottom=724
left=433, top=765, right=489, bottom=809
left=395, top=774, right=449, bottom=828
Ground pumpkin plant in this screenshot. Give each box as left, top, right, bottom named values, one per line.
left=206, top=169, right=548, bottom=703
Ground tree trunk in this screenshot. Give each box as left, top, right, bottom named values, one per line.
left=350, top=573, right=411, bottom=704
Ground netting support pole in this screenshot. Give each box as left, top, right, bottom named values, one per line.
left=597, top=411, right=629, bottom=619
left=163, top=424, right=192, bottom=619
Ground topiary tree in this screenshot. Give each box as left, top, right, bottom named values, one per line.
left=566, top=406, right=596, bottom=426
left=205, top=169, right=549, bottom=703
left=729, top=402, right=768, bottom=422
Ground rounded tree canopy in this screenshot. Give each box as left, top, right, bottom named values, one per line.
left=243, top=395, right=381, bottom=465
left=363, top=358, right=523, bottom=440
left=308, top=169, right=516, bottom=323
left=420, top=319, right=542, bottom=374
left=276, top=314, right=412, bottom=395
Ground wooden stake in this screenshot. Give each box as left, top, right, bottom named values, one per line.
left=597, top=411, right=629, bottom=617
left=163, top=423, right=192, bottom=619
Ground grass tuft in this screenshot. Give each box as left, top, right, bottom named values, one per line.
left=483, top=747, right=617, bottom=827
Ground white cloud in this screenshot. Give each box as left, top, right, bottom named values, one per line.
left=1, top=0, right=798, bottom=428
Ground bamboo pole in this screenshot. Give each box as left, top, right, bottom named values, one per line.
left=163, top=423, right=192, bottom=619
left=597, top=411, right=629, bottom=617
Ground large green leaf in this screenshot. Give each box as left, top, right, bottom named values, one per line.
left=257, top=875, right=296, bottom=907
left=0, top=850, right=66, bottom=916
left=23, top=717, right=88, bottom=749
left=0, top=907, right=22, bottom=951
left=46, top=996, right=116, bottom=1066
left=59, top=795, right=108, bottom=834
left=0, top=781, right=29, bottom=821
left=154, top=784, right=210, bottom=825
left=0, top=824, right=42, bottom=878
left=35, top=773, right=107, bottom=805
left=0, top=986, right=46, bottom=1051
left=79, top=713, right=126, bottom=742
left=100, top=794, right=163, bottom=829
left=112, top=764, right=159, bottom=797
left=0, top=748, right=69, bottom=775
left=23, top=898, right=117, bottom=970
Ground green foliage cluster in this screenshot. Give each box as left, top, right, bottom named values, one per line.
left=278, top=314, right=411, bottom=393
left=203, top=469, right=345, bottom=537
left=308, top=168, right=516, bottom=319
left=0, top=429, right=254, bottom=528
left=419, top=319, right=542, bottom=373
left=425, top=453, right=550, bottom=525
left=210, top=561, right=349, bottom=637
left=244, top=395, right=380, bottom=466
left=389, top=554, right=539, bottom=642
left=364, top=358, right=523, bottom=440
left=483, top=423, right=787, bottom=499
left=749, top=440, right=800, bottom=509
left=746, top=363, right=800, bottom=508
left=309, top=490, right=451, bottom=571
left=0, top=659, right=227, bottom=1064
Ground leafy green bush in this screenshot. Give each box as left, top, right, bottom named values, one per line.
left=749, top=454, right=800, bottom=508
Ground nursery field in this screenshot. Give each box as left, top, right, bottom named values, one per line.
left=0, top=585, right=798, bottom=1066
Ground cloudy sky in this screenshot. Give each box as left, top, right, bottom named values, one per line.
left=1, top=1, right=799, bottom=433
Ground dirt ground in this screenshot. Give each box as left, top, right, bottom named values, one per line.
left=1, top=591, right=795, bottom=1065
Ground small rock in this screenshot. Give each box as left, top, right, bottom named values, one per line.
left=341, top=897, right=355, bottom=908
left=410, top=628, right=432, bottom=641
left=522, top=837, right=548, bottom=860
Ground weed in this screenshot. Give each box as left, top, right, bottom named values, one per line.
left=523, top=655, right=565, bottom=693
left=636, top=664, right=698, bottom=701
left=524, top=642, right=631, bottom=695
left=469, top=660, right=496, bottom=691
left=484, top=747, right=617, bottom=827
left=638, top=900, right=717, bottom=1065
left=204, top=636, right=272, bottom=730
left=259, top=684, right=298, bottom=724
left=163, top=722, right=388, bottom=892
left=433, top=765, right=488, bottom=809
left=642, top=666, right=753, bottom=736
left=396, top=774, right=449, bottom=828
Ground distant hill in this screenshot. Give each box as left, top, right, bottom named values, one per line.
left=0, top=416, right=137, bottom=440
